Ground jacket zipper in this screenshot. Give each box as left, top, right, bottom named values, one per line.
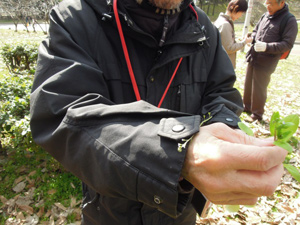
left=159, top=15, right=169, bottom=47
left=154, top=15, right=169, bottom=63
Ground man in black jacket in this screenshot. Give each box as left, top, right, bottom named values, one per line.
left=30, top=0, right=287, bottom=224
left=243, top=0, right=298, bottom=122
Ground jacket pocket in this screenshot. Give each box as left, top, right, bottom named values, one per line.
left=170, top=66, right=207, bottom=113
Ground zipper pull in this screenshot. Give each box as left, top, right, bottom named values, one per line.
left=123, top=14, right=133, bottom=27
left=177, top=85, right=181, bottom=95
left=159, top=15, right=169, bottom=47
left=102, top=13, right=113, bottom=21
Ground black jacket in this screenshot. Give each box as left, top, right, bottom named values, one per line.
left=246, top=4, right=298, bottom=69
left=30, top=0, right=243, bottom=224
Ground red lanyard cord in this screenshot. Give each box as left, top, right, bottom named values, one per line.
left=113, top=0, right=196, bottom=108
left=188, top=4, right=198, bottom=21
left=157, top=57, right=182, bottom=108
left=113, top=0, right=141, bottom=101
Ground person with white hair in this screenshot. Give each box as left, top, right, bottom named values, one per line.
left=243, top=0, right=298, bottom=122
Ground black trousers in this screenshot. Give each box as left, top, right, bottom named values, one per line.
left=243, top=62, right=276, bottom=119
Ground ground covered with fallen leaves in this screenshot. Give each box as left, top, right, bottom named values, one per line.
left=0, top=29, right=299, bottom=224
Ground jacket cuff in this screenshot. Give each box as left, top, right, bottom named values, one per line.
left=158, top=115, right=201, bottom=141
left=137, top=172, right=180, bottom=217
left=204, top=105, right=241, bottom=128
left=137, top=115, right=200, bottom=218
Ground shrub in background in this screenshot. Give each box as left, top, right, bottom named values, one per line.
left=0, top=42, right=39, bottom=153
left=0, top=73, right=37, bottom=153
left=1, top=43, right=38, bottom=73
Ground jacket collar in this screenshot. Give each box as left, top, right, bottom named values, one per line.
left=85, top=0, right=206, bottom=48
left=267, top=3, right=289, bottom=19
left=119, top=0, right=184, bottom=41
left=219, top=12, right=233, bottom=27
left=219, top=12, right=232, bottom=22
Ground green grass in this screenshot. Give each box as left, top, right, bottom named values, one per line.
left=0, top=29, right=46, bottom=46
left=0, top=148, right=82, bottom=223
left=0, top=29, right=82, bottom=223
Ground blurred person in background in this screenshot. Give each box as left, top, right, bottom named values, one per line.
left=243, top=0, right=298, bottom=122
left=214, top=0, right=252, bottom=69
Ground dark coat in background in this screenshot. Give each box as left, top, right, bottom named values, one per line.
left=244, top=4, right=298, bottom=119
left=30, top=0, right=243, bottom=224
left=246, top=4, right=298, bottom=71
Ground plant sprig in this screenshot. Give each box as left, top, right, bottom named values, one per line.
left=225, top=112, right=299, bottom=213
left=239, top=112, right=299, bottom=182
left=270, top=112, right=299, bottom=153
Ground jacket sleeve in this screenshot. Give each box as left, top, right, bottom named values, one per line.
left=218, top=22, right=245, bottom=54
left=265, top=16, right=298, bottom=54
left=198, top=12, right=243, bottom=125
left=30, top=5, right=200, bottom=218
left=251, top=15, right=262, bottom=42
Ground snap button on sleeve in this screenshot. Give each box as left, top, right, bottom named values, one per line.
left=157, top=116, right=201, bottom=141
left=172, top=125, right=185, bottom=133
left=225, top=118, right=233, bottom=122
left=154, top=195, right=163, bottom=205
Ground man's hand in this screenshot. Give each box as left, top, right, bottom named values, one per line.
left=182, top=123, right=287, bottom=206
left=254, top=41, right=267, bottom=52
left=243, top=36, right=253, bottom=45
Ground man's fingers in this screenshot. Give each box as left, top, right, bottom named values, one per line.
left=188, top=123, right=287, bottom=206
left=234, top=164, right=284, bottom=196
left=222, top=141, right=287, bottom=171
left=220, top=164, right=283, bottom=195
left=206, top=123, right=274, bottom=147
left=209, top=195, right=258, bottom=206
left=207, top=123, right=287, bottom=171
left=197, top=165, right=284, bottom=205
left=203, top=189, right=259, bottom=203
left=215, top=198, right=258, bottom=206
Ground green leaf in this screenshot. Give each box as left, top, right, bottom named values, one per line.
left=277, top=130, right=293, bottom=142
left=282, top=115, right=299, bottom=136
left=283, top=114, right=299, bottom=125
left=274, top=140, right=293, bottom=153
left=238, top=122, right=254, bottom=136
left=270, top=112, right=280, bottom=136
left=225, top=205, right=240, bottom=213
left=276, top=115, right=299, bottom=142
left=284, top=164, right=300, bottom=183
